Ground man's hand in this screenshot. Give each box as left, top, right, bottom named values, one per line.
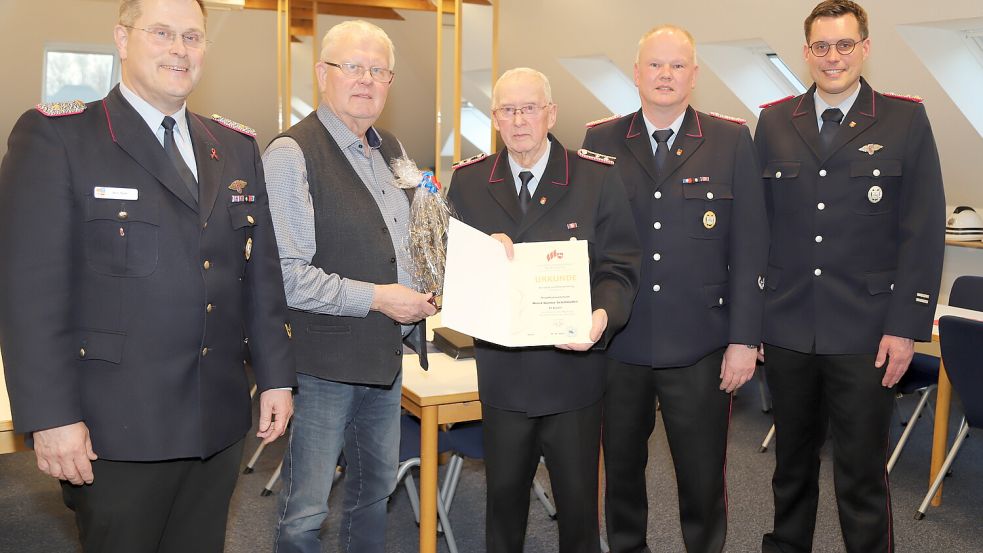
left=257, top=389, right=294, bottom=445
left=490, top=233, right=515, bottom=260
left=33, top=421, right=97, bottom=485
left=875, top=334, right=914, bottom=388
left=371, top=283, right=437, bottom=324
left=556, top=309, right=608, bottom=352
left=719, top=344, right=758, bottom=393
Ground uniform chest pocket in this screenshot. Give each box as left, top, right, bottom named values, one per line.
left=682, top=182, right=733, bottom=239
left=228, top=203, right=258, bottom=230
left=850, top=159, right=901, bottom=215
left=762, top=161, right=801, bottom=214
left=83, top=197, right=159, bottom=277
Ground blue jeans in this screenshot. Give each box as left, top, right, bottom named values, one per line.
left=273, top=372, right=402, bottom=553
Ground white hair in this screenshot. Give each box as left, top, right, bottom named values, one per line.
left=320, top=20, right=395, bottom=69
left=492, top=67, right=553, bottom=108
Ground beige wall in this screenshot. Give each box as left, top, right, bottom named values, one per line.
left=1, top=0, right=981, bottom=208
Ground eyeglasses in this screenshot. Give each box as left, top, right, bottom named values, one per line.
left=808, top=38, right=861, bottom=57
left=124, top=25, right=207, bottom=49
left=323, top=61, right=395, bottom=84
left=492, top=104, right=551, bottom=120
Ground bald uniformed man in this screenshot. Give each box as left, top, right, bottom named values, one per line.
left=583, top=25, right=768, bottom=553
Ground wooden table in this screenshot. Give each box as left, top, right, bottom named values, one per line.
left=401, top=353, right=480, bottom=553
left=1, top=350, right=28, bottom=454
left=928, top=304, right=983, bottom=505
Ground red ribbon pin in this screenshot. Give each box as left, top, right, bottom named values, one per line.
left=210, top=148, right=219, bottom=160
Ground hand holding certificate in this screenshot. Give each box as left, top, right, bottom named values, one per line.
left=441, top=218, right=594, bottom=347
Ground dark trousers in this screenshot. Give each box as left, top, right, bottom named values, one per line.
left=61, top=438, right=244, bottom=553
left=603, top=349, right=731, bottom=553
left=761, top=344, right=895, bottom=553
left=482, top=400, right=602, bottom=553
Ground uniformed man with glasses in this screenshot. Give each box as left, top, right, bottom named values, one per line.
left=754, top=2, right=945, bottom=551
left=0, top=1, right=297, bottom=551
left=262, top=19, right=435, bottom=553
left=447, top=67, right=640, bottom=553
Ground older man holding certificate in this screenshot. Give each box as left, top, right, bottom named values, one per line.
left=446, top=67, right=640, bottom=553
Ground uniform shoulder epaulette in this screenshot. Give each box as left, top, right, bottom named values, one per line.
left=584, top=114, right=620, bottom=128
left=881, top=92, right=924, bottom=103
left=577, top=149, right=616, bottom=165
left=758, top=95, right=795, bottom=109
left=708, top=111, right=747, bottom=125
left=211, top=114, right=256, bottom=138
left=451, top=153, right=488, bottom=170
left=35, top=100, right=86, bottom=117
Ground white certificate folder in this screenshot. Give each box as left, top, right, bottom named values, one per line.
left=441, top=217, right=592, bottom=347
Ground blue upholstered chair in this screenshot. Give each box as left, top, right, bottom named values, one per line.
left=888, top=275, right=983, bottom=473
left=915, top=316, right=983, bottom=519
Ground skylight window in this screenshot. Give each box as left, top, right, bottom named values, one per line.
left=697, top=39, right=806, bottom=117
left=897, top=19, right=983, bottom=138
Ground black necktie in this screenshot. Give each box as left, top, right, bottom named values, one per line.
left=652, top=129, right=674, bottom=178
left=819, top=108, right=844, bottom=153
left=161, top=116, right=199, bottom=203
left=518, top=170, right=534, bottom=215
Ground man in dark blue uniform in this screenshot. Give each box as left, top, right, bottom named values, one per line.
left=582, top=25, right=768, bottom=553
left=448, top=67, right=640, bottom=553
left=755, top=2, right=945, bottom=552
left=0, top=1, right=295, bottom=551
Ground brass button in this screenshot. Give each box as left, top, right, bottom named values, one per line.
left=117, top=211, right=128, bottom=220
left=246, top=215, right=255, bottom=225
left=395, top=349, right=402, bottom=355
left=79, top=347, right=86, bottom=358
left=201, top=347, right=209, bottom=356
left=203, top=260, right=211, bottom=270
left=206, top=303, right=214, bottom=313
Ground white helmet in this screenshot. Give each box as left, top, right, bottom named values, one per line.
left=945, top=206, right=983, bottom=242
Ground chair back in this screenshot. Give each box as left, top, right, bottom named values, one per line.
left=399, top=414, right=450, bottom=462
left=949, top=275, right=983, bottom=311
left=939, top=316, right=983, bottom=429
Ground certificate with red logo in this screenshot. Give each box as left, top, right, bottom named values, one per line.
left=442, top=218, right=592, bottom=347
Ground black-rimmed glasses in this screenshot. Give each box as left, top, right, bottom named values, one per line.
left=808, top=38, right=862, bottom=57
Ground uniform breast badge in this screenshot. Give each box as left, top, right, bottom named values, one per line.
left=703, top=211, right=717, bottom=229
left=858, top=144, right=883, bottom=156
left=868, top=186, right=883, bottom=204
left=228, top=180, right=247, bottom=193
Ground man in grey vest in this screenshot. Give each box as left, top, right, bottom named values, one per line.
left=263, top=20, right=435, bottom=553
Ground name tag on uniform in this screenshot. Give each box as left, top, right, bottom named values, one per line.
left=94, top=187, right=139, bottom=201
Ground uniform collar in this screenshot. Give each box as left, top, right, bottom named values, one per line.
left=641, top=109, right=686, bottom=151
left=507, top=139, right=552, bottom=196
left=813, top=81, right=862, bottom=129
left=119, top=81, right=190, bottom=139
